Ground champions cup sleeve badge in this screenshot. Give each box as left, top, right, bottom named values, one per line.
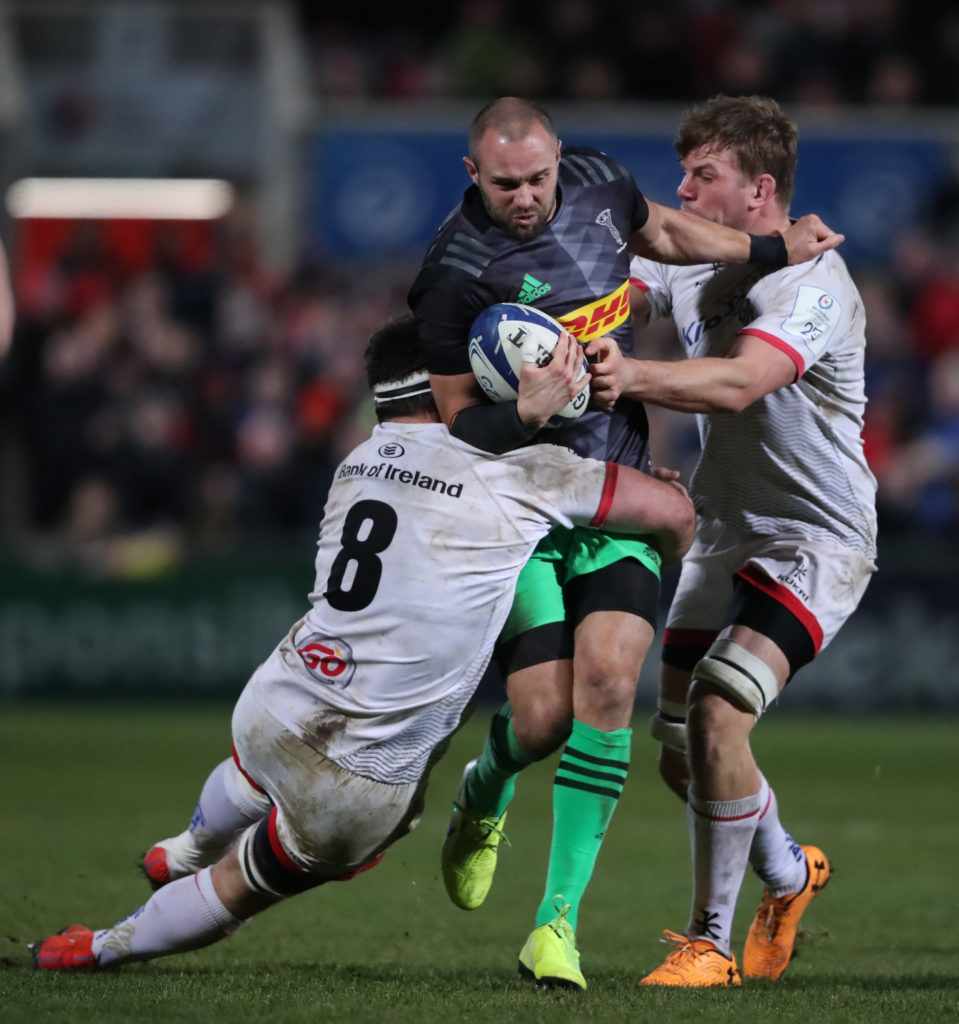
left=296, top=633, right=356, bottom=688
left=596, top=208, right=627, bottom=252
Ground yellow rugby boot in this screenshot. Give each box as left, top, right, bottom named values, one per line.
left=441, top=760, right=509, bottom=910
left=517, top=898, right=586, bottom=991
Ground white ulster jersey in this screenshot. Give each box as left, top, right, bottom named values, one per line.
left=252, top=421, right=613, bottom=783
left=630, top=250, right=877, bottom=558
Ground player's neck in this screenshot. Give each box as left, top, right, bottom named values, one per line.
left=746, top=207, right=790, bottom=238
left=383, top=414, right=442, bottom=425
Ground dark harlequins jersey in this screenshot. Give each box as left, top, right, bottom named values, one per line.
left=408, top=147, right=652, bottom=470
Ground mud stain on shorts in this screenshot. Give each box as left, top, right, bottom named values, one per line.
left=300, top=708, right=349, bottom=754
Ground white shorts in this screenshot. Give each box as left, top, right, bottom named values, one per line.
left=666, top=519, right=876, bottom=653
left=231, top=681, right=438, bottom=878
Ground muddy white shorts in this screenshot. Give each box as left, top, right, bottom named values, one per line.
left=230, top=680, right=439, bottom=882
left=666, top=519, right=876, bottom=653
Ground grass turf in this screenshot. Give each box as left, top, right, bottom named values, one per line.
left=1, top=703, right=956, bottom=1023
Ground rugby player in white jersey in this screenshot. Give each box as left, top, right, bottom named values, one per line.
left=30, top=314, right=694, bottom=972
left=586, top=95, right=877, bottom=987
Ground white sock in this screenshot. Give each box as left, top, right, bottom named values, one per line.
left=685, top=787, right=762, bottom=957
left=160, top=759, right=272, bottom=876
left=93, top=867, right=243, bottom=967
left=748, top=774, right=807, bottom=897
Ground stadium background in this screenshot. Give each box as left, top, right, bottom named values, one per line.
left=0, top=0, right=956, bottom=709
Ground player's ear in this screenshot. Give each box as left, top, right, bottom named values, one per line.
left=753, top=173, right=777, bottom=207
left=463, top=156, right=479, bottom=183
left=556, top=139, right=562, bottom=162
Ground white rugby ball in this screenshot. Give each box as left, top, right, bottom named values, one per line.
left=467, top=302, right=590, bottom=426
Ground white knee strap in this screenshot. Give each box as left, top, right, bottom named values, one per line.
left=693, top=638, right=780, bottom=716
left=649, top=697, right=688, bottom=753
left=236, top=822, right=286, bottom=898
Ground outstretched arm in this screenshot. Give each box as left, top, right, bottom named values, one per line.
left=630, top=201, right=843, bottom=268
left=587, top=333, right=796, bottom=414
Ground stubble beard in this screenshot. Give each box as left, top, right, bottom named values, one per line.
left=482, top=190, right=556, bottom=241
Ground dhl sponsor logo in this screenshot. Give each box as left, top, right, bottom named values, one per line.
left=555, top=281, right=630, bottom=341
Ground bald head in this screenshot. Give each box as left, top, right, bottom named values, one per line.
left=468, top=97, right=557, bottom=163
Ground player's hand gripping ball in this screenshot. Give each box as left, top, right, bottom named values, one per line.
left=468, top=303, right=590, bottom=426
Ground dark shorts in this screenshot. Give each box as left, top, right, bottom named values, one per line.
left=496, top=526, right=662, bottom=675
left=661, top=572, right=817, bottom=679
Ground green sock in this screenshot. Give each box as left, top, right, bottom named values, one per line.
left=463, top=702, right=537, bottom=817
left=534, top=718, right=631, bottom=931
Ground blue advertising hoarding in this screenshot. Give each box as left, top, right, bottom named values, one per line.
left=309, top=119, right=954, bottom=269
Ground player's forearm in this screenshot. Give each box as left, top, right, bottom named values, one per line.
left=632, top=203, right=788, bottom=269
left=450, top=401, right=537, bottom=452
left=633, top=203, right=751, bottom=266
left=620, top=356, right=755, bottom=413
left=603, top=466, right=695, bottom=563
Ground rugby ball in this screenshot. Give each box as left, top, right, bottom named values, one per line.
left=468, top=303, right=590, bottom=426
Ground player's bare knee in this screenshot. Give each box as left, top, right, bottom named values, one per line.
left=574, top=654, right=639, bottom=720
left=510, top=704, right=570, bottom=759
left=657, top=745, right=690, bottom=802
left=685, top=691, right=728, bottom=766
left=577, top=679, right=634, bottom=729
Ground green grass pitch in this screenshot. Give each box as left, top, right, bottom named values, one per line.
left=1, top=703, right=956, bottom=1023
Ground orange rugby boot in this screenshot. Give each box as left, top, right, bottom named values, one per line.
left=743, top=844, right=831, bottom=980
left=639, top=929, right=742, bottom=987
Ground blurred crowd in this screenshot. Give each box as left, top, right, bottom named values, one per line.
left=0, top=0, right=957, bottom=577
left=2, top=192, right=958, bottom=576
left=0, top=207, right=412, bottom=574
left=300, top=0, right=959, bottom=108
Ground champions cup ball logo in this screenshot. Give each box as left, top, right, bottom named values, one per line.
left=467, top=302, right=591, bottom=425
left=296, top=633, right=356, bottom=688
left=818, top=294, right=834, bottom=309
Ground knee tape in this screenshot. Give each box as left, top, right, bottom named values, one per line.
left=692, top=638, right=780, bottom=716
left=236, top=821, right=282, bottom=897
left=236, top=813, right=314, bottom=898
left=648, top=698, right=688, bottom=753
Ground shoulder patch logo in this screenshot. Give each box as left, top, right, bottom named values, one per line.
left=517, top=273, right=552, bottom=303
left=781, top=284, right=842, bottom=357
left=596, top=208, right=628, bottom=253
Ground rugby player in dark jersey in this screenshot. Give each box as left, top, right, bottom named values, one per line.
left=408, top=96, right=842, bottom=990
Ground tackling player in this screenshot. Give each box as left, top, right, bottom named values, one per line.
left=30, top=314, right=694, bottom=972
left=408, top=95, right=843, bottom=989
left=587, top=94, right=877, bottom=986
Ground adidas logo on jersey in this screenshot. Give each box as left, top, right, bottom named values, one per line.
left=517, top=274, right=552, bottom=303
